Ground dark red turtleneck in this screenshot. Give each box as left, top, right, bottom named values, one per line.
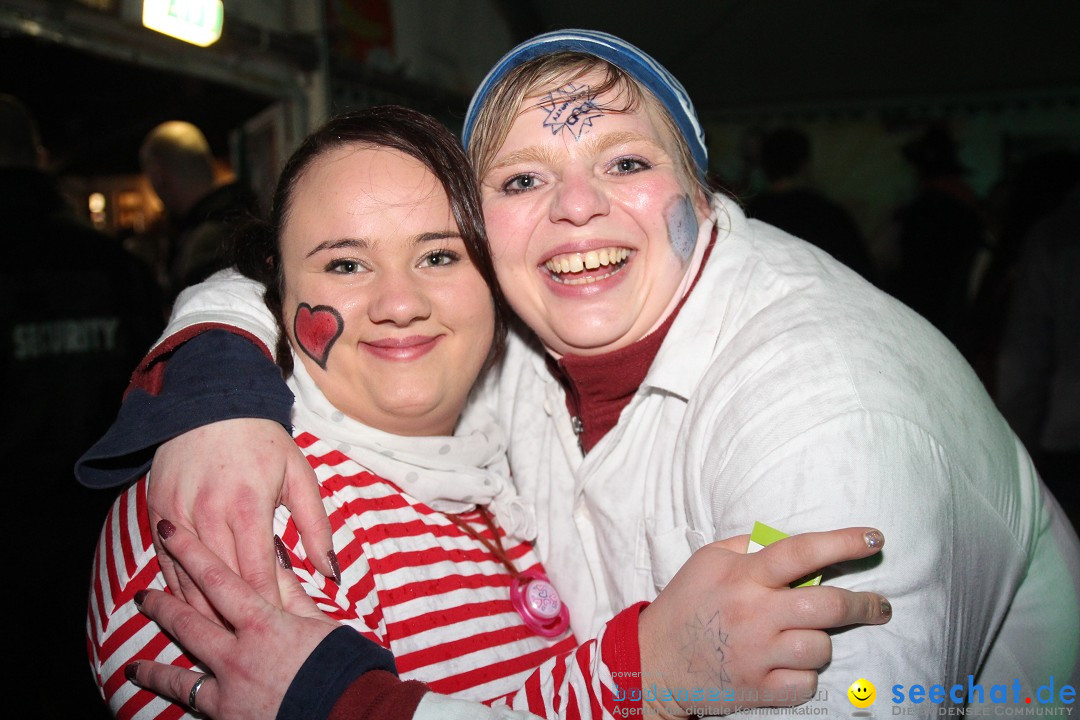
left=546, top=230, right=716, bottom=453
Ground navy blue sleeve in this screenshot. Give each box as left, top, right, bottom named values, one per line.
left=276, top=626, right=407, bottom=720
left=75, top=329, right=293, bottom=488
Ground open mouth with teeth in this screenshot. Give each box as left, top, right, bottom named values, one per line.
left=543, top=247, right=631, bottom=285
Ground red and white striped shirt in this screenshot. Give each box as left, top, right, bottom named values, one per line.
left=88, top=430, right=641, bottom=720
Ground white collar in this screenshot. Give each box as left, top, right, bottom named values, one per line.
left=644, top=194, right=748, bottom=400
left=287, top=356, right=537, bottom=540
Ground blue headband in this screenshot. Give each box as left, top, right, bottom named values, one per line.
left=463, top=29, right=708, bottom=180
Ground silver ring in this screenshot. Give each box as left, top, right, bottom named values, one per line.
left=188, top=674, right=210, bottom=714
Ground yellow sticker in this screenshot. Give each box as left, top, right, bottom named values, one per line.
left=746, top=521, right=823, bottom=587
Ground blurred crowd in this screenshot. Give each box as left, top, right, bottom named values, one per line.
left=739, top=123, right=1078, bottom=524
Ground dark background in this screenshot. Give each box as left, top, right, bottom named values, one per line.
left=4, top=0, right=1079, bottom=176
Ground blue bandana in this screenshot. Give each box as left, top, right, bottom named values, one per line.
left=463, top=29, right=708, bottom=180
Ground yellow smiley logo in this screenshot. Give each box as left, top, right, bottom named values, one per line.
left=848, top=678, right=877, bottom=708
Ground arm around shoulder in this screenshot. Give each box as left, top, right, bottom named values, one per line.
left=75, top=328, right=292, bottom=488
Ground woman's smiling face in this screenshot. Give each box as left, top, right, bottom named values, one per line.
left=280, top=143, right=495, bottom=436
left=478, top=70, right=709, bottom=357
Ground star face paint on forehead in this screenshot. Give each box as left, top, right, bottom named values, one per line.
left=540, top=83, right=605, bottom=140
left=294, top=302, right=344, bottom=370
left=665, top=194, right=699, bottom=263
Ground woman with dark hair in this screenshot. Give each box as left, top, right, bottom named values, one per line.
left=92, top=106, right=613, bottom=719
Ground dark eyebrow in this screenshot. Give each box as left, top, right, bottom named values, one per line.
left=305, top=238, right=368, bottom=258
left=304, top=231, right=460, bottom=259
left=414, top=231, right=461, bottom=245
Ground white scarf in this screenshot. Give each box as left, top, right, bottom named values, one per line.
left=286, top=357, right=537, bottom=541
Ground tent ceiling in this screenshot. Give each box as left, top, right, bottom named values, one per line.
left=4, top=0, right=1078, bottom=177
left=495, top=0, right=1080, bottom=118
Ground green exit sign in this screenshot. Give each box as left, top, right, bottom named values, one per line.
left=143, top=0, right=223, bottom=47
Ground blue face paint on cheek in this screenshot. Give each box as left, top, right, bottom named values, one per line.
left=665, top=195, right=698, bottom=263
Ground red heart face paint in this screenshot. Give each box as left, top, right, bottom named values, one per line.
left=279, top=145, right=495, bottom=437
left=294, top=303, right=344, bottom=369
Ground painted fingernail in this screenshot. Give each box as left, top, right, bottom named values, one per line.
left=125, top=662, right=140, bottom=683
left=880, top=597, right=892, bottom=620
left=134, top=589, right=148, bottom=606
left=327, top=550, right=341, bottom=584
left=274, top=535, right=292, bottom=570
left=864, top=530, right=884, bottom=549
left=157, top=519, right=176, bottom=540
